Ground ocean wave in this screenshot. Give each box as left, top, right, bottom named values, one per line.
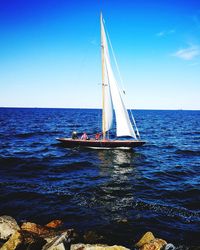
left=50, top=161, right=95, bottom=173
left=0, top=156, right=24, bottom=168
left=15, top=131, right=61, bottom=138
left=175, top=149, right=200, bottom=156
left=134, top=200, right=200, bottom=223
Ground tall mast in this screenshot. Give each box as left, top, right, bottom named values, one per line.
left=100, top=13, right=106, bottom=139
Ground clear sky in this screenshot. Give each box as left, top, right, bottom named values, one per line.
left=0, top=0, right=200, bottom=110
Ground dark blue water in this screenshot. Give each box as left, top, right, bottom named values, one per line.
left=0, top=108, right=199, bottom=247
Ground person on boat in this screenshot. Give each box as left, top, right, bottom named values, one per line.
left=95, top=132, right=101, bottom=140
left=71, top=131, right=78, bottom=139
left=81, top=132, right=88, bottom=140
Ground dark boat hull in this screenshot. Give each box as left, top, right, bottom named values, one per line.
left=56, top=138, right=145, bottom=149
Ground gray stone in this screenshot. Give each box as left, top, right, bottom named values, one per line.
left=164, top=244, right=176, bottom=250
left=0, top=216, right=20, bottom=240
left=42, top=230, right=74, bottom=250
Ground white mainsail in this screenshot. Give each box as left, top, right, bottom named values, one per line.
left=101, top=14, right=137, bottom=139
left=101, top=16, right=114, bottom=132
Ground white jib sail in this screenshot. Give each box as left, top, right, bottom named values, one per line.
left=101, top=15, right=137, bottom=139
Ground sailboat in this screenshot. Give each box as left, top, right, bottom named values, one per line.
left=57, top=13, right=145, bottom=149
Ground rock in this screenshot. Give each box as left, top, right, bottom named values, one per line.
left=44, top=229, right=76, bottom=245
left=42, top=230, right=75, bottom=250
left=0, top=231, right=22, bottom=250
left=135, top=232, right=167, bottom=250
left=83, top=231, right=103, bottom=244
left=46, top=220, right=63, bottom=229
left=22, top=221, right=76, bottom=249
left=21, top=222, right=64, bottom=240
left=43, top=242, right=65, bottom=250
left=140, top=241, right=160, bottom=250
left=154, top=239, right=167, bottom=248
left=139, top=239, right=167, bottom=250
left=164, top=243, right=176, bottom=250
left=21, top=222, right=53, bottom=235
left=21, top=230, right=47, bottom=250
left=70, top=244, right=130, bottom=250
left=0, top=230, right=47, bottom=250
left=0, top=216, right=20, bottom=240
left=0, top=241, right=4, bottom=248
left=135, top=232, right=155, bottom=248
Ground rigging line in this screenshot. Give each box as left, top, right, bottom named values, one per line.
left=103, top=18, right=126, bottom=94
left=129, top=109, right=140, bottom=139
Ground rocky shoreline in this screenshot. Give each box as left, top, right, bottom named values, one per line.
left=0, top=215, right=198, bottom=250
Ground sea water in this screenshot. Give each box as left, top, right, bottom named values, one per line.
left=0, top=108, right=199, bottom=247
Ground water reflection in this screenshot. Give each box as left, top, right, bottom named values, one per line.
left=96, top=149, right=141, bottom=178
left=97, top=149, right=132, bottom=165
left=86, top=149, right=143, bottom=223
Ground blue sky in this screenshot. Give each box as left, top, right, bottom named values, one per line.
left=0, top=0, right=200, bottom=109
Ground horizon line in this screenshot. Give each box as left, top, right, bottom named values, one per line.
left=0, top=106, right=199, bottom=111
